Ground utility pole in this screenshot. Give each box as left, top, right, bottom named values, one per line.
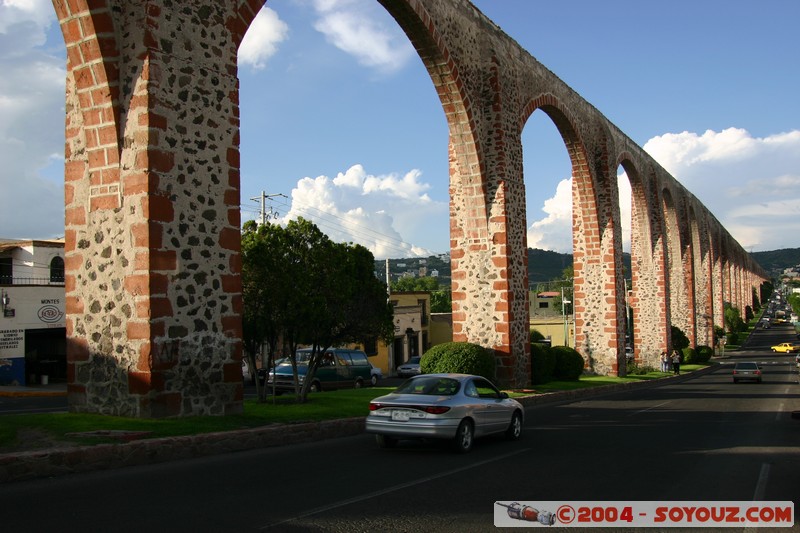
left=250, top=191, right=287, bottom=225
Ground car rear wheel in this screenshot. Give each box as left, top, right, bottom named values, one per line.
left=375, top=434, right=397, bottom=449
left=452, top=419, right=474, bottom=453
left=505, top=411, right=523, bottom=440
left=310, top=381, right=321, bottom=393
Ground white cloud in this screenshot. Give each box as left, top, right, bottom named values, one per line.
left=238, top=7, right=289, bottom=71
left=309, top=0, right=414, bottom=74
left=644, top=128, right=800, bottom=252
left=526, top=127, right=800, bottom=255
left=280, top=164, right=447, bottom=259
left=0, top=0, right=54, bottom=36
left=0, top=3, right=65, bottom=239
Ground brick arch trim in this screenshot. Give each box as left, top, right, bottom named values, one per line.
left=54, top=0, right=121, bottom=158
left=379, top=0, right=484, bottom=189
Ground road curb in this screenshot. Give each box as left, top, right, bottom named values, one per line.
left=0, top=366, right=717, bottom=484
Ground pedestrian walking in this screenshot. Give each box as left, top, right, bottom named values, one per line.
left=671, top=349, right=682, bottom=375
left=660, top=351, right=669, bottom=373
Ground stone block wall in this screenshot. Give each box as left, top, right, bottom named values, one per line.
left=53, top=0, right=767, bottom=408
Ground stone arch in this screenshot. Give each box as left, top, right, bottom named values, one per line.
left=381, top=1, right=530, bottom=384
left=689, top=206, right=713, bottom=346
left=661, top=187, right=690, bottom=343
left=52, top=0, right=769, bottom=415
left=520, top=97, right=621, bottom=374
left=575, top=121, right=626, bottom=375
left=617, top=155, right=665, bottom=366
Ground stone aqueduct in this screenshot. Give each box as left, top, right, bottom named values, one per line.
left=53, top=0, right=766, bottom=417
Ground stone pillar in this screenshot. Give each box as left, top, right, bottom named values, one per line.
left=56, top=1, right=248, bottom=417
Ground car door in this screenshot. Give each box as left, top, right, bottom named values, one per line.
left=334, top=351, right=352, bottom=388
left=469, top=377, right=511, bottom=435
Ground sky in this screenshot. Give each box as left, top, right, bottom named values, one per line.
left=1, top=0, right=799, bottom=260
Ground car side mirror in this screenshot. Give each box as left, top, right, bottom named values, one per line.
left=500, top=392, right=509, bottom=399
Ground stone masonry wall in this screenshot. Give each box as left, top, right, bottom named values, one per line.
left=55, top=0, right=767, bottom=405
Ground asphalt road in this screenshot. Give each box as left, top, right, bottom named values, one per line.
left=1, top=352, right=798, bottom=532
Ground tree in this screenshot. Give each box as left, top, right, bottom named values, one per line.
left=391, top=275, right=451, bottom=313
left=294, top=230, right=394, bottom=402
left=241, top=220, right=293, bottom=397
left=553, top=266, right=574, bottom=314
left=241, top=218, right=394, bottom=403
left=723, top=304, right=745, bottom=333
left=671, top=325, right=690, bottom=352
left=391, top=276, right=439, bottom=292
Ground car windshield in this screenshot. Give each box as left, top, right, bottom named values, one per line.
left=395, top=376, right=460, bottom=396
left=735, top=363, right=758, bottom=370
left=404, top=357, right=421, bottom=365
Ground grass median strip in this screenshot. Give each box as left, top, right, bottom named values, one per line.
left=0, top=366, right=707, bottom=452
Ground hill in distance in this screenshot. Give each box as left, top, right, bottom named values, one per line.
left=379, top=247, right=799, bottom=286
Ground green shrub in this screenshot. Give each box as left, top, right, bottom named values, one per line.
left=531, top=343, right=556, bottom=384
left=529, top=329, right=545, bottom=343
left=551, top=346, right=585, bottom=381
left=695, top=345, right=713, bottom=363
left=671, top=326, right=690, bottom=351
left=420, top=342, right=495, bottom=380
left=681, top=347, right=697, bottom=364
left=627, top=360, right=657, bottom=375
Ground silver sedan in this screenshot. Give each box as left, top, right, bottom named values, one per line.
left=365, top=374, right=524, bottom=453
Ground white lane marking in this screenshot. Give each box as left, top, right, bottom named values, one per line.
left=259, top=447, right=531, bottom=530
left=628, top=401, right=672, bottom=416
left=753, top=462, right=770, bottom=501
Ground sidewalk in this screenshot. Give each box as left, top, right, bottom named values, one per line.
left=0, top=383, right=67, bottom=397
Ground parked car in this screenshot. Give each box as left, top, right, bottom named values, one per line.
left=256, top=357, right=288, bottom=386
left=266, top=348, right=372, bottom=393
left=365, top=374, right=524, bottom=453
left=397, top=356, right=421, bottom=378
left=369, top=362, right=383, bottom=386
left=732, top=361, right=762, bottom=383
left=770, top=343, right=799, bottom=353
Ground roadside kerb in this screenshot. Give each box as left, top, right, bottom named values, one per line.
left=0, top=366, right=716, bottom=484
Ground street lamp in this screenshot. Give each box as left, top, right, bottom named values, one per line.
left=561, top=287, right=571, bottom=348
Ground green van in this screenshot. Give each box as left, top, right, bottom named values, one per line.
left=267, top=348, right=373, bottom=393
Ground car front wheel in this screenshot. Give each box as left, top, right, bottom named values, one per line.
left=452, top=419, right=474, bottom=453
left=370, top=374, right=378, bottom=386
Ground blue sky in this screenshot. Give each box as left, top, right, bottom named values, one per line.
left=2, top=0, right=799, bottom=259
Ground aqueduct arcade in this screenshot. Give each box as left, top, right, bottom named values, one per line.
left=53, top=0, right=766, bottom=416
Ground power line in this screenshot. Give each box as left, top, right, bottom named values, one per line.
left=238, top=192, right=447, bottom=258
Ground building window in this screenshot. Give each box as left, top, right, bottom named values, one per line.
left=418, top=299, right=428, bottom=326
left=50, top=256, right=65, bottom=283
left=538, top=301, right=549, bottom=309
left=0, top=257, right=11, bottom=284
left=363, top=337, right=378, bottom=356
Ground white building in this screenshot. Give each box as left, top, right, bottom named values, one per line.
left=0, top=239, right=66, bottom=386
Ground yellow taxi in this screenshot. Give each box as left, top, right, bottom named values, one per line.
left=770, top=342, right=800, bottom=353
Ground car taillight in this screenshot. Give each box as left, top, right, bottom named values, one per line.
left=424, top=406, right=451, bottom=415
left=369, top=403, right=381, bottom=411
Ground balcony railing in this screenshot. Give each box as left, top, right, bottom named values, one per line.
left=0, top=276, right=65, bottom=286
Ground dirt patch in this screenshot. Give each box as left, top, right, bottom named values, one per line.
left=1, top=428, right=80, bottom=454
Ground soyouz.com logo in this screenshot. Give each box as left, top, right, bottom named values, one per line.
left=494, top=501, right=794, bottom=527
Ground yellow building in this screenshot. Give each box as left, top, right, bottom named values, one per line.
left=371, top=291, right=431, bottom=377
